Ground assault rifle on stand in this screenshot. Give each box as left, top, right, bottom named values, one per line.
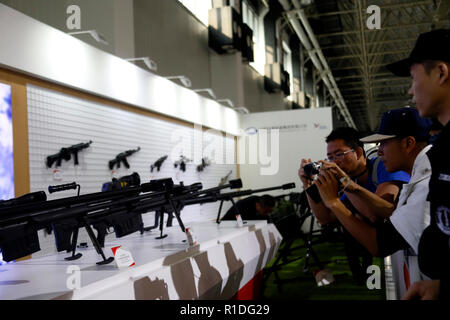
left=0, top=179, right=168, bottom=265
left=0, top=176, right=295, bottom=266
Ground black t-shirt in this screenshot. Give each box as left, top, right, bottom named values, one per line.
left=221, top=196, right=268, bottom=221
left=419, top=121, right=450, bottom=299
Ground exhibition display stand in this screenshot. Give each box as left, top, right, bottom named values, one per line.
left=0, top=220, right=282, bottom=300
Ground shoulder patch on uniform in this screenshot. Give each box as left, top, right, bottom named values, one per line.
left=436, top=205, right=450, bottom=236
left=438, top=173, right=450, bottom=182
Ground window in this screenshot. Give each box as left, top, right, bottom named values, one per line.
left=242, top=0, right=265, bottom=75
left=178, top=0, right=212, bottom=26
left=282, top=41, right=293, bottom=96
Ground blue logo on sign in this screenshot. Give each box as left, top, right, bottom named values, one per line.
left=245, top=127, right=258, bottom=135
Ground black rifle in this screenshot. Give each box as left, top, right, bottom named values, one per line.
left=146, top=179, right=243, bottom=237
left=0, top=191, right=47, bottom=208
left=151, top=155, right=168, bottom=173
left=174, top=155, right=192, bottom=172
left=0, top=177, right=282, bottom=265
left=0, top=177, right=208, bottom=264
left=0, top=182, right=164, bottom=265
left=91, top=178, right=205, bottom=243
left=196, top=158, right=211, bottom=172
left=46, top=141, right=93, bottom=168
left=109, top=147, right=141, bottom=170
left=179, top=182, right=296, bottom=224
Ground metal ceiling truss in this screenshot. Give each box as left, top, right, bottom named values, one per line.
left=278, top=0, right=449, bottom=132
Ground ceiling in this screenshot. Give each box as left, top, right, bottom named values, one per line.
left=293, top=0, right=450, bottom=134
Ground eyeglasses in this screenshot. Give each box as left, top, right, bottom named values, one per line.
left=327, top=149, right=354, bottom=162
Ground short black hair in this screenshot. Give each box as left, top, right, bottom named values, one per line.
left=421, top=60, right=450, bottom=75
left=259, top=195, right=275, bottom=208
left=326, top=127, right=364, bottom=151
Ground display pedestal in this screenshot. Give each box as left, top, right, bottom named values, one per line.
left=0, top=220, right=282, bottom=300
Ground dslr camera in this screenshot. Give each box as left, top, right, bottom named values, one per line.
left=303, top=162, right=322, bottom=179
left=303, top=162, right=323, bottom=204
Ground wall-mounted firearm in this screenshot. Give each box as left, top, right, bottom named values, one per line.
left=174, top=155, right=192, bottom=172
left=151, top=155, right=168, bottom=173
left=219, top=170, right=233, bottom=186
left=46, top=141, right=93, bottom=168
left=196, top=158, right=211, bottom=172
left=109, top=147, right=141, bottom=170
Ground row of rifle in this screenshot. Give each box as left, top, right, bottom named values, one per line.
left=0, top=173, right=295, bottom=265
left=46, top=141, right=212, bottom=173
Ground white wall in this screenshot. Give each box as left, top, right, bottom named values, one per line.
left=0, top=3, right=241, bottom=136
left=27, top=84, right=237, bottom=257
left=238, top=107, right=333, bottom=195
left=238, top=107, right=332, bottom=232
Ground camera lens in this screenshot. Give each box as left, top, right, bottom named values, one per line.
left=304, top=162, right=321, bottom=177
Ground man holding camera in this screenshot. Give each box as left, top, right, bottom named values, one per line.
left=299, top=127, right=410, bottom=284
left=385, top=28, right=449, bottom=300
left=312, top=108, right=432, bottom=298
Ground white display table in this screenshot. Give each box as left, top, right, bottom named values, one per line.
left=0, top=220, right=282, bottom=300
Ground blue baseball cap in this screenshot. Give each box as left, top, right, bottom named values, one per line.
left=360, top=107, right=432, bottom=143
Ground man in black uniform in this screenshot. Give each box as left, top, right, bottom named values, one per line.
left=220, top=195, right=275, bottom=221
left=386, top=28, right=450, bottom=300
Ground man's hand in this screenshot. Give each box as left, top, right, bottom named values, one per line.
left=299, top=158, right=313, bottom=189
left=318, top=160, right=359, bottom=193
left=318, top=160, right=347, bottom=180
left=402, top=280, right=440, bottom=300
left=315, top=168, right=340, bottom=209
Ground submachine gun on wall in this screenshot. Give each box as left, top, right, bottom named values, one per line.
left=46, top=141, right=93, bottom=168
left=151, top=155, right=168, bottom=173
left=108, top=147, right=141, bottom=170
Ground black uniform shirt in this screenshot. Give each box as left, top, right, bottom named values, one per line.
left=419, top=121, right=450, bottom=299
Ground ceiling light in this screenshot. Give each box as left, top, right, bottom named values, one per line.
left=125, top=57, right=158, bottom=72
left=164, top=76, right=192, bottom=88
left=68, top=30, right=109, bottom=45
left=217, top=99, right=235, bottom=108
left=193, top=88, right=217, bottom=99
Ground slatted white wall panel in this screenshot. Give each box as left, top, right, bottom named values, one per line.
left=27, top=84, right=238, bottom=257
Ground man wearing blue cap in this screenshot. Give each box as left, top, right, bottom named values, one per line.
left=386, top=28, right=450, bottom=300
left=314, top=107, right=432, bottom=298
